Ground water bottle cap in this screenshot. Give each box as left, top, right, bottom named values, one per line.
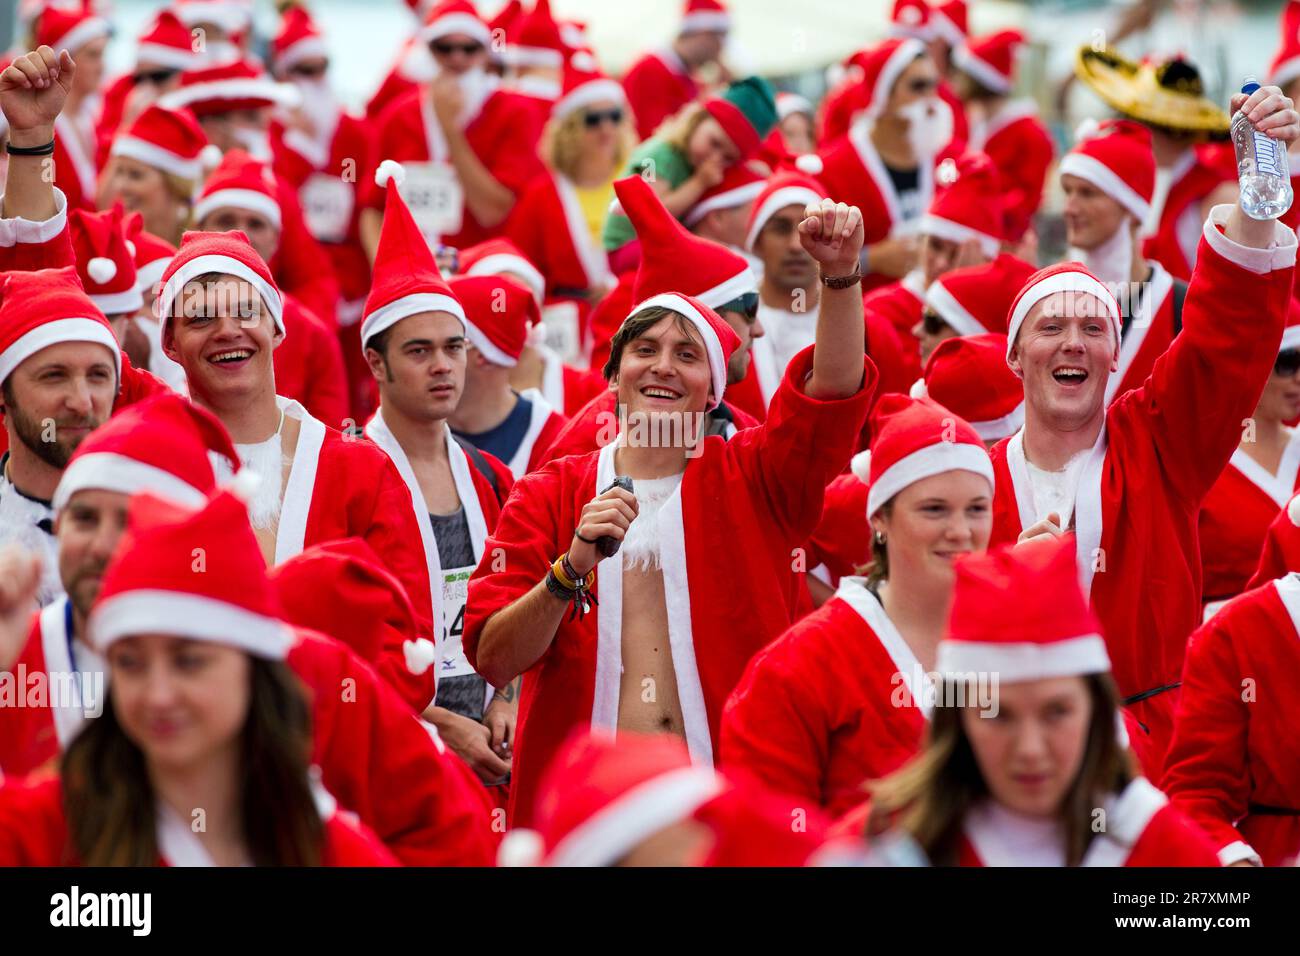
left=1242, top=80, right=1261, bottom=95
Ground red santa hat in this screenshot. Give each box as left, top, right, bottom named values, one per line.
left=939, top=536, right=1110, bottom=682
left=70, top=206, right=144, bottom=318
left=498, top=731, right=726, bottom=867
left=951, top=29, right=1025, bottom=96
left=775, top=90, right=814, bottom=120
left=680, top=0, right=730, bottom=35
left=1005, top=262, right=1121, bottom=364
left=615, top=174, right=756, bottom=311
left=744, top=168, right=826, bottom=251
left=1282, top=296, right=1300, bottom=352
left=52, top=392, right=240, bottom=513
left=552, top=49, right=625, bottom=123
left=0, top=267, right=120, bottom=388
left=684, top=161, right=766, bottom=228
left=156, top=230, right=285, bottom=339
left=459, top=238, right=546, bottom=306
left=447, top=274, right=539, bottom=367
left=269, top=538, right=417, bottom=666
left=1057, top=119, right=1156, bottom=224
left=90, top=489, right=293, bottom=659
left=1269, top=1, right=1300, bottom=90
left=160, top=59, right=300, bottom=117
left=420, top=0, right=493, bottom=46
left=887, top=0, right=932, bottom=41
left=855, top=394, right=993, bottom=517
left=929, top=0, right=968, bottom=48
left=110, top=103, right=216, bottom=183
left=625, top=293, right=739, bottom=410
left=922, top=152, right=1007, bottom=257
left=193, top=148, right=284, bottom=231
left=361, top=161, right=468, bottom=349
left=124, top=213, right=178, bottom=297
left=855, top=37, right=926, bottom=124
left=34, top=4, right=110, bottom=53
left=510, top=0, right=566, bottom=69
left=136, top=10, right=208, bottom=72
left=272, top=5, right=330, bottom=76
left=925, top=253, right=1037, bottom=337
left=173, top=0, right=255, bottom=35
left=911, top=333, right=1024, bottom=442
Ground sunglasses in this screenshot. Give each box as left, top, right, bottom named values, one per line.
left=288, top=61, right=329, bottom=79
left=431, top=40, right=484, bottom=56
left=720, top=292, right=759, bottom=322
left=905, top=78, right=938, bottom=95
left=922, top=309, right=949, bottom=336
left=1275, top=348, right=1300, bottom=376
left=133, top=68, right=178, bottom=86
left=583, top=108, right=624, bottom=129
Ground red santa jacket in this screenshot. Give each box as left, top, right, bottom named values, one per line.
left=276, top=294, right=350, bottom=430
left=720, top=579, right=927, bottom=819
left=1142, top=143, right=1235, bottom=283
left=862, top=271, right=927, bottom=386
left=0, top=602, right=492, bottom=865
left=0, top=773, right=397, bottom=866
left=1199, top=437, right=1300, bottom=607
left=956, top=778, right=1220, bottom=866
left=270, top=172, right=342, bottom=326
left=977, top=103, right=1053, bottom=238
left=507, top=170, right=617, bottom=302
left=539, top=388, right=761, bottom=465
left=1105, top=263, right=1181, bottom=407
left=1163, top=576, right=1300, bottom=866
left=364, top=86, right=545, bottom=250
left=464, top=345, right=876, bottom=826
left=806, top=472, right=871, bottom=587
left=1248, top=492, right=1300, bottom=589
left=987, top=211, right=1296, bottom=771
left=51, top=112, right=98, bottom=214
left=539, top=350, right=607, bottom=420
left=622, top=49, right=698, bottom=141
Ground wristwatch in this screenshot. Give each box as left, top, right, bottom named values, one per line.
left=820, top=266, right=862, bottom=290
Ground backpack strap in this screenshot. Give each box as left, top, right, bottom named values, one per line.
left=452, top=435, right=504, bottom=506
left=1170, top=278, right=1188, bottom=337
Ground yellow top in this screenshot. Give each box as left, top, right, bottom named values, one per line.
left=576, top=177, right=616, bottom=245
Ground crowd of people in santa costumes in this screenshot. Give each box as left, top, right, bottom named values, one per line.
left=0, top=0, right=1299, bottom=873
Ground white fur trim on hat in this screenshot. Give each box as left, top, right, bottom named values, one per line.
left=868, top=38, right=925, bottom=120
left=1271, top=56, right=1300, bottom=93
left=546, top=766, right=724, bottom=867
left=951, top=44, right=1011, bottom=94
left=90, top=590, right=294, bottom=659
left=421, top=13, right=492, bottom=45
left=776, top=92, right=814, bottom=120
left=53, top=17, right=111, bottom=56
left=193, top=189, right=283, bottom=231
left=969, top=401, right=1025, bottom=443
left=0, top=318, right=121, bottom=388
left=158, top=255, right=284, bottom=336
left=1057, top=153, right=1151, bottom=223
left=1288, top=493, right=1300, bottom=526
left=850, top=449, right=871, bottom=483
left=135, top=42, right=205, bottom=72
left=924, top=278, right=985, bottom=337
left=920, top=214, right=1001, bottom=258
left=684, top=180, right=765, bottom=227
left=745, top=186, right=824, bottom=251
left=552, top=79, right=627, bottom=123
left=360, top=292, right=467, bottom=349
left=937, top=633, right=1111, bottom=682
left=630, top=292, right=729, bottom=408
left=161, top=78, right=301, bottom=112
left=136, top=257, right=172, bottom=295
left=375, top=159, right=406, bottom=189
left=697, top=266, right=758, bottom=311
left=276, top=36, right=330, bottom=75
left=175, top=1, right=253, bottom=33
left=463, top=318, right=519, bottom=368
left=1005, top=270, right=1121, bottom=364
left=111, top=136, right=203, bottom=182
left=91, top=286, right=146, bottom=318
left=86, top=257, right=117, bottom=285
left=866, top=440, right=994, bottom=517
left=1281, top=324, right=1300, bottom=352
left=464, top=254, right=546, bottom=304
left=680, top=11, right=731, bottom=34
left=54, top=452, right=209, bottom=513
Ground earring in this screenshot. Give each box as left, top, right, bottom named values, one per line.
left=874, top=530, right=886, bottom=546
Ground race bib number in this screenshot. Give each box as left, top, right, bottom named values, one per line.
left=540, top=301, right=582, bottom=364
left=300, top=173, right=354, bottom=243
left=439, top=565, right=475, bottom=678
left=403, top=162, right=464, bottom=243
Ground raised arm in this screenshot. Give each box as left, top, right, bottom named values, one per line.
left=802, top=199, right=868, bottom=400
left=0, top=46, right=73, bottom=223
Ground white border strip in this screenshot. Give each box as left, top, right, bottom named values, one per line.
left=54, top=452, right=209, bottom=512
left=937, top=634, right=1111, bottom=683
left=90, top=589, right=294, bottom=659
left=867, top=440, right=994, bottom=517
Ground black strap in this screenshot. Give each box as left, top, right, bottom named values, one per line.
left=1170, top=278, right=1187, bottom=336
left=1122, top=681, right=1182, bottom=707
left=452, top=435, right=504, bottom=506
left=1247, top=803, right=1300, bottom=817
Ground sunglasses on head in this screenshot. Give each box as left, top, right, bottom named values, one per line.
left=431, top=40, right=484, bottom=56
left=288, top=61, right=329, bottom=79
left=583, top=108, right=624, bottom=129
left=1276, top=348, right=1300, bottom=377
left=922, top=309, right=949, bottom=336
left=720, top=292, right=760, bottom=322
left=133, top=68, right=178, bottom=86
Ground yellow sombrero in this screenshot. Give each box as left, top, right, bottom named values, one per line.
left=1075, top=46, right=1230, bottom=136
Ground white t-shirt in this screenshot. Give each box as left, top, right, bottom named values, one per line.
left=1025, top=450, right=1089, bottom=529
left=757, top=301, right=820, bottom=380
left=967, top=800, right=1067, bottom=867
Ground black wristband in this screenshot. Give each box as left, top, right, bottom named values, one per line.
left=544, top=569, right=576, bottom=601
left=6, top=138, right=55, bottom=156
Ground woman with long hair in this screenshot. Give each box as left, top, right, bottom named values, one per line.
left=862, top=537, right=1219, bottom=866
left=0, top=490, right=396, bottom=866
left=721, top=395, right=994, bottom=819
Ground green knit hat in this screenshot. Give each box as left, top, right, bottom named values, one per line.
left=704, top=76, right=778, bottom=158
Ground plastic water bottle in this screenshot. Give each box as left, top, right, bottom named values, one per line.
left=1233, top=78, right=1294, bottom=221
